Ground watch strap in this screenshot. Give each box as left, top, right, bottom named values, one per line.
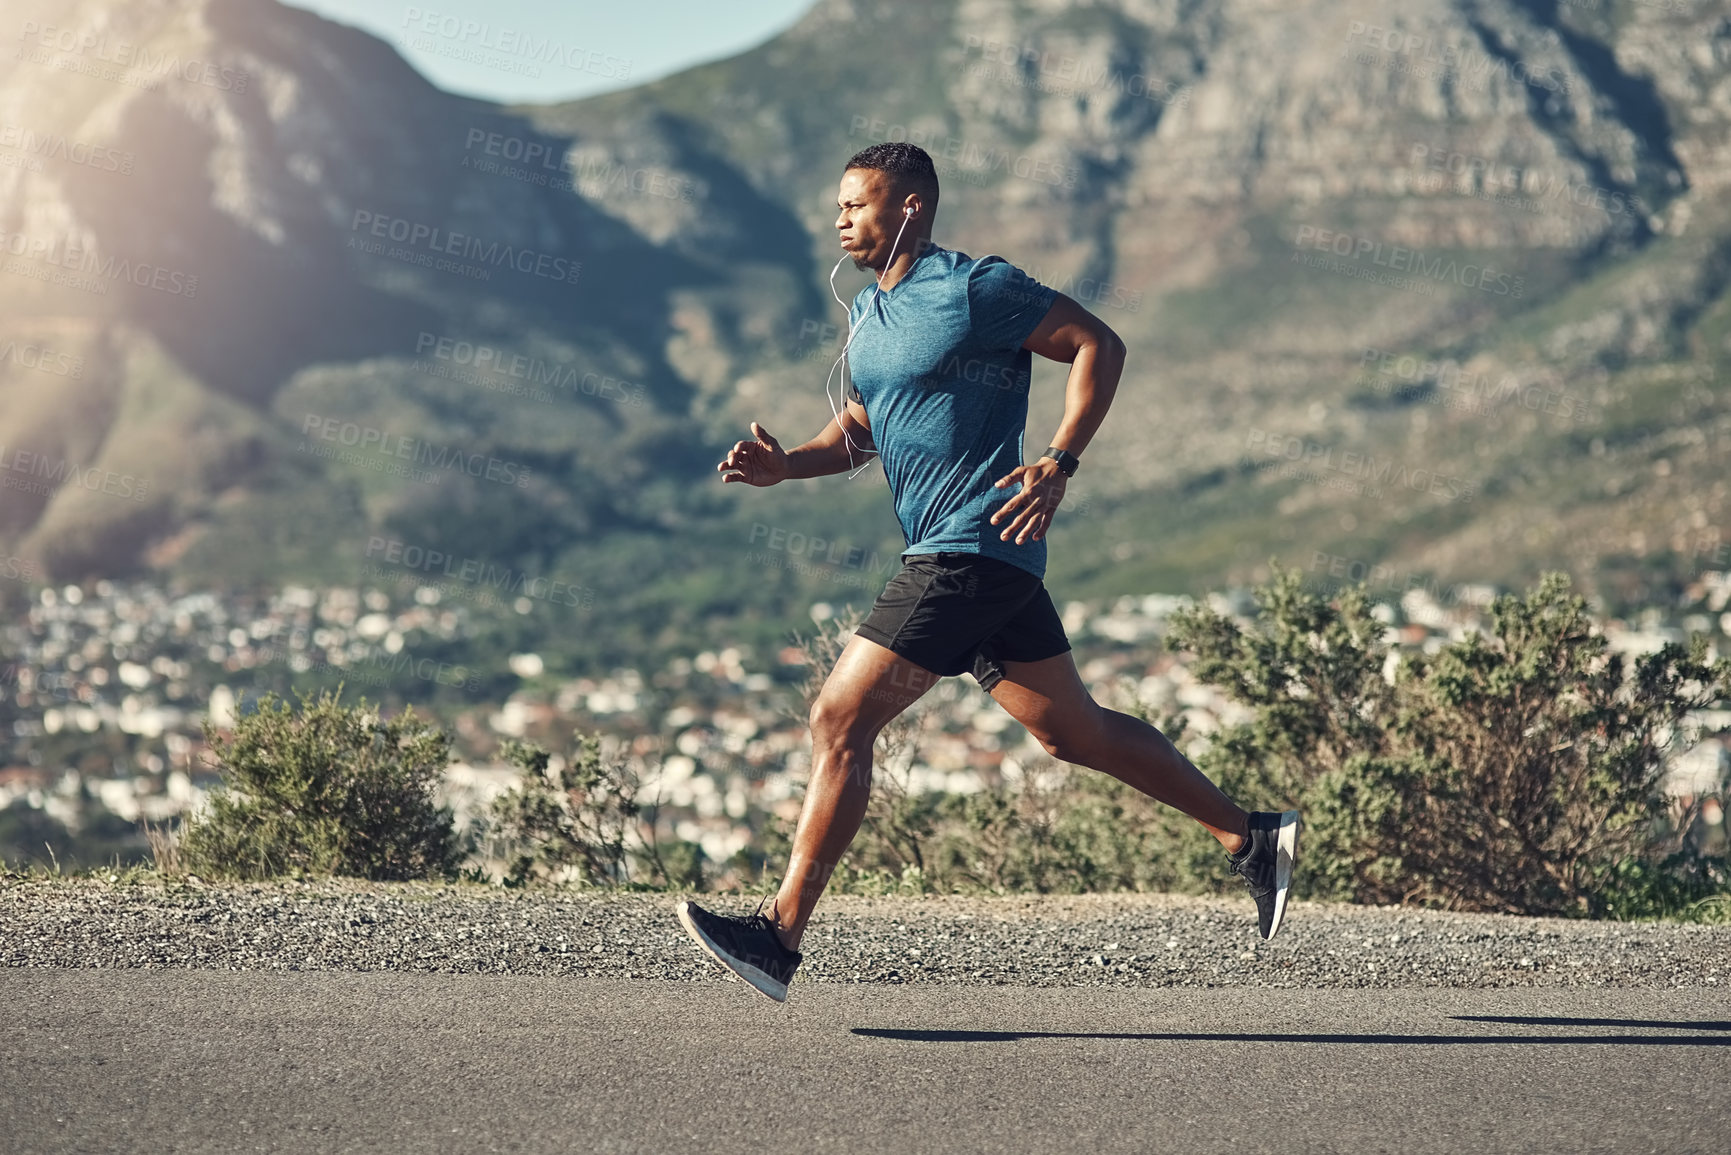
left=1041, top=446, right=1079, bottom=476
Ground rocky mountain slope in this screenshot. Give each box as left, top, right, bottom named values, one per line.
left=0, top=0, right=798, bottom=588
left=1, top=0, right=1726, bottom=638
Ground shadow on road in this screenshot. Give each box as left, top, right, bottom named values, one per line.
left=853, top=1027, right=1731, bottom=1046
left=1450, top=1015, right=1731, bottom=1031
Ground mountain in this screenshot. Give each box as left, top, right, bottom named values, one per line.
left=0, top=0, right=812, bottom=588
left=1, top=0, right=1727, bottom=665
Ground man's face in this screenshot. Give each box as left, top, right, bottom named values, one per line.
left=834, top=167, right=903, bottom=272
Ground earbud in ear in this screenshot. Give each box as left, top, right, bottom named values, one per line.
left=904, top=205, right=916, bottom=217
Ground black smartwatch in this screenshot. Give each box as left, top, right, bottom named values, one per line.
left=1040, top=446, right=1080, bottom=477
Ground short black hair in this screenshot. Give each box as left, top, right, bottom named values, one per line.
left=844, top=141, right=939, bottom=211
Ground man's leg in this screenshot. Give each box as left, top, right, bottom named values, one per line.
left=986, top=651, right=1250, bottom=852
left=767, top=633, right=940, bottom=951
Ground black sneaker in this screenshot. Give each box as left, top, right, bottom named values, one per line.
left=1229, top=810, right=1300, bottom=940
left=676, top=897, right=803, bottom=1002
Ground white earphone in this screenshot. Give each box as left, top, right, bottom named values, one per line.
left=823, top=200, right=918, bottom=475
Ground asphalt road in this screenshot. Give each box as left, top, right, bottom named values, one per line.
left=4, top=972, right=1727, bottom=1154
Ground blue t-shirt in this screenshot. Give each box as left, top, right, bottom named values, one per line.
left=845, top=246, right=1057, bottom=578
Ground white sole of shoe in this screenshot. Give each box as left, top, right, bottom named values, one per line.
left=676, top=901, right=790, bottom=1003
left=1266, top=810, right=1300, bottom=940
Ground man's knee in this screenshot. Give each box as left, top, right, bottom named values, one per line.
left=1036, top=730, right=1088, bottom=765
left=1030, top=708, right=1107, bottom=766
left=808, top=694, right=873, bottom=751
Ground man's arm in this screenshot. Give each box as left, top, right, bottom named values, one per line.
left=989, top=293, right=1126, bottom=543
left=1022, top=293, right=1126, bottom=458
left=718, top=400, right=875, bottom=485
left=787, top=399, right=875, bottom=479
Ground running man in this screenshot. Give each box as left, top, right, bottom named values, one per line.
left=677, top=142, right=1297, bottom=1002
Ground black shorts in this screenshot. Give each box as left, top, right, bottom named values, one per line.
left=854, top=552, right=1072, bottom=691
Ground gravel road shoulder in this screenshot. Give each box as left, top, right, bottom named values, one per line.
left=2, top=875, right=1726, bottom=989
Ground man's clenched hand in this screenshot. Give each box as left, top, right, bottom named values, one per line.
left=718, top=422, right=790, bottom=486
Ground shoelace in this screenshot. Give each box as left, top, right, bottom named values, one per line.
left=738, top=894, right=791, bottom=954
left=1231, top=839, right=1273, bottom=893
left=713, top=895, right=771, bottom=934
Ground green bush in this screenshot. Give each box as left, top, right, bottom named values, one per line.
left=1583, top=853, right=1731, bottom=923
left=485, top=734, right=703, bottom=889
left=822, top=754, right=1239, bottom=899
left=177, top=687, right=465, bottom=881
left=1167, top=568, right=1731, bottom=917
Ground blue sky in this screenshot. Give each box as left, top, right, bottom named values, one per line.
left=282, top=0, right=816, bottom=104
